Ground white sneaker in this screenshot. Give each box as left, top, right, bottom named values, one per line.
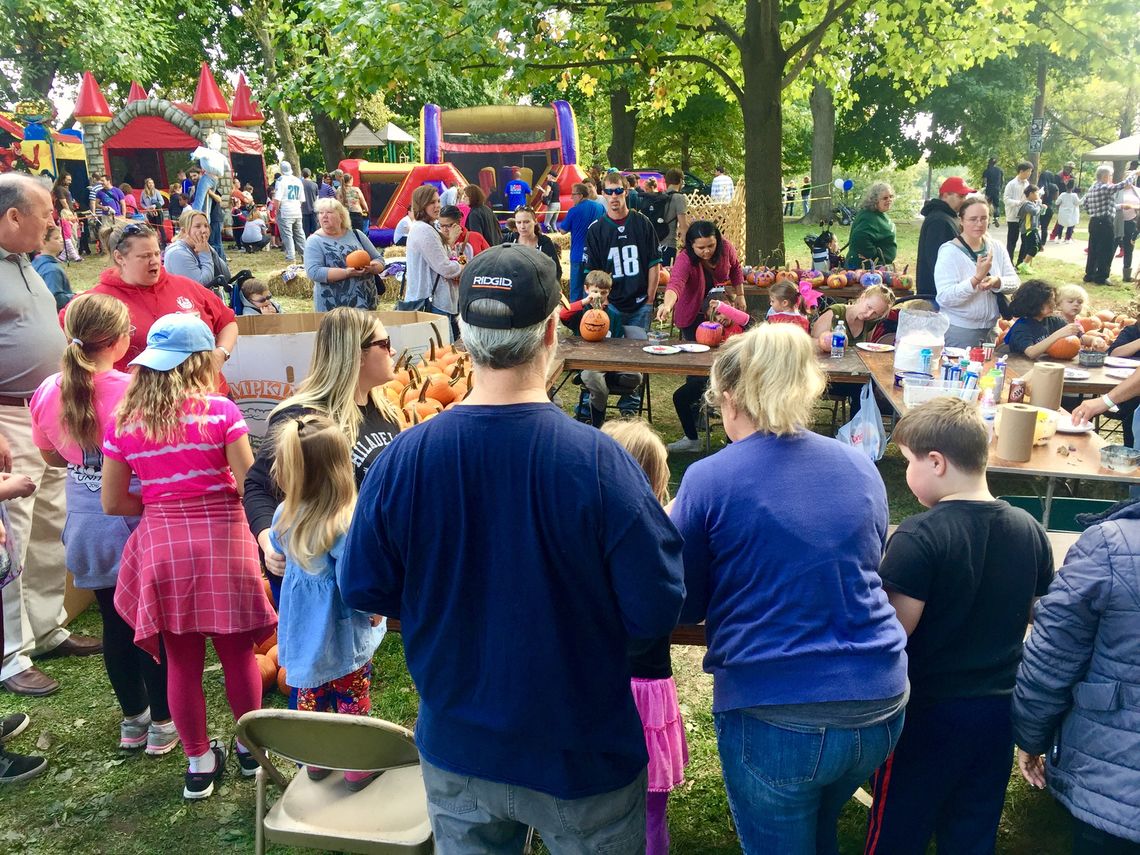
left=666, top=437, right=703, bottom=454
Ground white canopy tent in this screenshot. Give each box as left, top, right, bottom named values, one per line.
left=1083, top=134, right=1140, bottom=163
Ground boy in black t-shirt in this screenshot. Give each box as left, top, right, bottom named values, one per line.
left=866, top=397, right=1053, bottom=855
left=1003, top=279, right=1082, bottom=359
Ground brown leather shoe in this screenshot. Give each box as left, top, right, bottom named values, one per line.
left=2, top=667, right=60, bottom=697
left=43, top=634, right=103, bottom=658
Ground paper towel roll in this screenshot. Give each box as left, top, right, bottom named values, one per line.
left=995, top=403, right=1038, bottom=462
left=1028, top=362, right=1065, bottom=411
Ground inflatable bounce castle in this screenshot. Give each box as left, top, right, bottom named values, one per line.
left=74, top=63, right=268, bottom=203
left=340, top=100, right=586, bottom=244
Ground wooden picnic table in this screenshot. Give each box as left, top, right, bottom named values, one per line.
left=860, top=350, right=1140, bottom=527
left=556, top=336, right=869, bottom=383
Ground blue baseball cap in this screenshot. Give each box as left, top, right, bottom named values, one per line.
left=129, top=313, right=216, bottom=371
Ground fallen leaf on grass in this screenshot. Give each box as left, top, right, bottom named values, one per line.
left=35, top=731, right=52, bottom=751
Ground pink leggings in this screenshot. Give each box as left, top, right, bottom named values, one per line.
left=161, top=631, right=262, bottom=758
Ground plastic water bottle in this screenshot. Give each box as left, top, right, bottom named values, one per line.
left=831, top=320, right=847, bottom=359
left=980, top=388, right=997, bottom=443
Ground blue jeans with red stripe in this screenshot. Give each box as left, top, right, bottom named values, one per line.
left=865, top=695, right=1013, bottom=855
left=715, top=707, right=904, bottom=855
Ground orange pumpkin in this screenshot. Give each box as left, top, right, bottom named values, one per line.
left=423, top=375, right=458, bottom=406
left=1119, top=316, right=1136, bottom=326
left=254, top=630, right=277, bottom=655
left=755, top=269, right=775, bottom=287
left=1046, top=336, right=1081, bottom=360
left=345, top=249, right=372, bottom=269
left=580, top=308, right=610, bottom=342
left=277, top=666, right=292, bottom=697
left=658, top=268, right=670, bottom=288
left=266, top=644, right=279, bottom=666
left=826, top=272, right=847, bottom=289
left=1077, top=317, right=1102, bottom=333
left=695, top=322, right=724, bottom=347
left=256, top=654, right=277, bottom=694
left=1096, top=309, right=1116, bottom=323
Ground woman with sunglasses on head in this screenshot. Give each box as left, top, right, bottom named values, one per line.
left=81, top=221, right=238, bottom=393
left=243, top=307, right=401, bottom=603
left=503, top=205, right=562, bottom=281
left=845, top=182, right=899, bottom=269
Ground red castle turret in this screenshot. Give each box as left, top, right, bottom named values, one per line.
left=229, top=74, right=265, bottom=127
left=127, top=81, right=149, bottom=103
left=191, top=62, right=229, bottom=120
left=75, top=71, right=112, bottom=123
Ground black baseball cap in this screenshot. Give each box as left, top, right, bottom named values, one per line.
left=458, top=244, right=561, bottom=329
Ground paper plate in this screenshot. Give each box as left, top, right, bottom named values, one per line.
left=1055, top=414, right=1095, bottom=434
left=1106, top=367, right=1136, bottom=380
left=943, top=347, right=968, bottom=359
left=1064, top=368, right=1091, bottom=380
left=856, top=342, right=895, bottom=353
left=676, top=343, right=711, bottom=353
left=1104, top=356, right=1140, bottom=368
left=643, top=345, right=681, bottom=355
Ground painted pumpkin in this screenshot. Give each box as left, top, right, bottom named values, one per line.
left=345, top=249, right=371, bottom=269
left=826, top=272, right=847, bottom=289
left=756, top=268, right=775, bottom=287
left=846, top=270, right=863, bottom=285
left=696, top=321, right=725, bottom=347
left=580, top=308, right=610, bottom=342
left=860, top=271, right=884, bottom=287
left=1046, top=335, right=1081, bottom=360
left=775, top=269, right=798, bottom=284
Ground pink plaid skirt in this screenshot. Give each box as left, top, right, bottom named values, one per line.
left=114, top=492, right=277, bottom=660
left=631, top=677, right=690, bottom=793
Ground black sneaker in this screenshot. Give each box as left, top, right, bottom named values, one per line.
left=235, top=747, right=259, bottom=778
left=0, top=713, right=30, bottom=742
left=0, top=748, right=47, bottom=784
left=183, top=739, right=227, bottom=800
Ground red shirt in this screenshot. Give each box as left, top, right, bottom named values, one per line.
left=460, top=228, right=490, bottom=256
left=63, top=268, right=236, bottom=391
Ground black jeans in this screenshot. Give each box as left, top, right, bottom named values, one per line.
left=1071, top=816, right=1140, bottom=854
left=1086, top=216, right=1116, bottom=283
left=673, top=323, right=708, bottom=440
left=93, top=587, right=170, bottom=721
left=1006, top=221, right=1021, bottom=259
left=1122, top=218, right=1137, bottom=274
left=350, top=212, right=366, bottom=233
left=1039, top=206, right=1053, bottom=244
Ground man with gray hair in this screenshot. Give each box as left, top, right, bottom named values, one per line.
left=0, top=174, right=102, bottom=699
left=339, top=243, right=685, bottom=851
left=1082, top=165, right=1136, bottom=285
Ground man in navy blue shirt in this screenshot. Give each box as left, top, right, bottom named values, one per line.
left=339, top=243, right=685, bottom=852
left=558, top=182, right=605, bottom=301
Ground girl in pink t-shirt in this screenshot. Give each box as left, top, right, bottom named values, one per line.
left=30, top=294, right=177, bottom=756
left=102, top=313, right=276, bottom=800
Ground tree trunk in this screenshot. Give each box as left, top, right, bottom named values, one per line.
left=805, top=82, right=835, bottom=223
left=680, top=130, right=691, bottom=173
left=739, top=3, right=785, bottom=266
left=1028, top=51, right=1047, bottom=181
left=313, top=111, right=346, bottom=171
left=607, top=85, right=637, bottom=169
left=251, top=16, right=301, bottom=173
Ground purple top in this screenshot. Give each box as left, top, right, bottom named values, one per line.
left=666, top=239, right=744, bottom=328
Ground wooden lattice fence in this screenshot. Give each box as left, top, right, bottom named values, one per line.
left=681, top=180, right=746, bottom=261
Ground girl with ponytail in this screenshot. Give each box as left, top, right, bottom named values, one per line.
left=29, top=293, right=177, bottom=756
left=269, top=413, right=385, bottom=789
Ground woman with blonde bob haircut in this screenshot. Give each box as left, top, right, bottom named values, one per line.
left=671, top=323, right=909, bottom=854
left=304, top=198, right=384, bottom=311
left=243, top=307, right=401, bottom=602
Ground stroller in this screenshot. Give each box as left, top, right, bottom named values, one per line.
left=833, top=198, right=855, bottom=226
left=803, top=222, right=841, bottom=272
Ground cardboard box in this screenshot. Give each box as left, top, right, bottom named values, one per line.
left=225, top=311, right=447, bottom=445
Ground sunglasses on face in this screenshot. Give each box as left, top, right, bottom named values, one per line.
left=602, top=187, right=625, bottom=196
left=362, top=337, right=392, bottom=353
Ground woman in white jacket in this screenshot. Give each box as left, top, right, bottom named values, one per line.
left=397, top=185, right=463, bottom=339
left=935, top=195, right=1020, bottom=348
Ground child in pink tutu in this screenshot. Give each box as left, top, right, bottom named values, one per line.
left=600, top=419, right=689, bottom=855
left=101, top=313, right=276, bottom=800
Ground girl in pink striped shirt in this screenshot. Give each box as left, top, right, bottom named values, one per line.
left=102, top=313, right=276, bottom=800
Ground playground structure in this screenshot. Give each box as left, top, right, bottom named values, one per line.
left=74, top=63, right=268, bottom=206
left=339, top=100, right=586, bottom=245
left=0, top=106, right=88, bottom=190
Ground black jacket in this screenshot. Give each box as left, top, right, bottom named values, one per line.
left=916, top=198, right=961, bottom=299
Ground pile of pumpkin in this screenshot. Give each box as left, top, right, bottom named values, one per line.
left=253, top=627, right=289, bottom=697
left=996, top=309, right=1136, bottom=359
left=377, top=334, right=474, bottom=427
left=743, top=264, right=913, bottom=292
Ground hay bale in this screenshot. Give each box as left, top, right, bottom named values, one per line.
left=266, top=265, right=313, bottom=300
left=383, top=247, right=407, bottom=262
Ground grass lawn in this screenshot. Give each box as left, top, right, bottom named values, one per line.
left=4, top=223, right=1128, bottom=852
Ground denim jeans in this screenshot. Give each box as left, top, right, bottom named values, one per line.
left=615, top=305, right=651, bottom=411
left=714, top=707, right=904, bottom=855
left=569, top=262, right=586, bottom=302
left=422, top=758, right=647, bottom=855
